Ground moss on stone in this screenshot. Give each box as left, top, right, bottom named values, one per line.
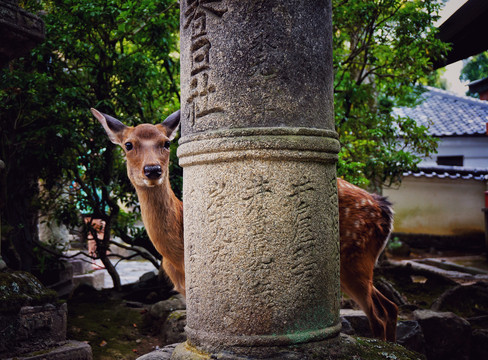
left=168, top=310, right=187, bottom=321
left=172, top=335, right=425, bottom=360
left=0, top=270, right=58, bottom=313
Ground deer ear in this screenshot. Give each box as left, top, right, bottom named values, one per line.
left=90, top=108, right=127, bottom=144
left=161, top=109, right=180, bottom=141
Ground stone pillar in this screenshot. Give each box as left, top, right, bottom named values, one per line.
left=174, top=1, right=340, bottom=358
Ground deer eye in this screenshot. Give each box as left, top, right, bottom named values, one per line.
left=163, top=141, right=171, bottom=149
left=125, top=142, right=133, bottom=151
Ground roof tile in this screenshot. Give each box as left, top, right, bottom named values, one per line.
left=393, top=86, right=488, bottom=136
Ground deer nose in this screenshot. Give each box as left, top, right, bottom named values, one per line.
left=144, top=165, right=162, bottom=180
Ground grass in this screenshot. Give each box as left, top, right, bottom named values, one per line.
left=67, top=287, right=161, bottom=360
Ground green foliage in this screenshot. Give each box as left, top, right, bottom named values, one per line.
left=0, top=0, right=180, bottom=279
left=1, top=0, right=450, bottom=278
left=460, top=51, right=488, bottom=97
left=333, top=0, right=447, bottom=191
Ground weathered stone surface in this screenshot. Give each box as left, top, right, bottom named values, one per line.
left=431, top=281, right=488, bottom=317
left=340, top=316, right=355, bottom=336
left=171, top=334, right=425, bottom=360
left=69, top=259, right=92, bottom=275
left=0, top=302, right=67, bottom=358
left=0, top=270, right=57, bottom=313
left=339, top=309, right=371, bottom=338
left=72, top=271, right=105, bottom=290
left=4, top=340, right=93, bottom=360
left=0, top=0, right=45, bottom=67
left=413, top=309, right=471, bottom=360
left=174, top=0, right=340, bottom=358
left=137, top=344, right=178, bottom=360
left=179, top=1, right=334, bottom=137
left=149, top=295, right=186, bottom=320
left=396, top=320, right=426, bottom=356
left=160, top=310, right=187, bottom=344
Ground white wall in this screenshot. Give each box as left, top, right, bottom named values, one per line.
left=384, top=176, right=487, bottom=236
left=421, top=136, right=488, bottom=168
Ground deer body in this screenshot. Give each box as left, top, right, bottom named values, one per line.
left=92, top=108, right=397, bottom=342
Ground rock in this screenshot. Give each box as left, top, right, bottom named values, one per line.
left=0, top=270, right=57, bottom=312
left=5, top=340, right=93, bottom=360
left=68, top=259, right=92, bottom=275
left=413, top=309, right=471, bottom=360
left=431, top=281, right=488, bottom=318
left=0, top=300, right=70, bottom=358
left=340, top=316, right=355, bottom=335
left=143, top=295, right=186, bottom=336
left=467, top=314, right=488, bottom=328
left=148, top=295, right=186, bottom=319
left=375, top=277, right=408, bottom=306
left=160, top=310, right=187, bottom=344
left=140, top=271, right=158, bottom=283
left=72, top=271, right=105, bottom=291
left=396, top=320, right=426, bottom=355
left=122, top=271, right=174, bottom=304
left=470, top=329, right=488, bottom=360
left=136, top=344, right=177, bottom=360
left=339, top=309, right=372, bottom=338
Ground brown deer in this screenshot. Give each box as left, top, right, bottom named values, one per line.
left=91, top=108, right=398, bottom=342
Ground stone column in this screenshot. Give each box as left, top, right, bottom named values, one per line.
left=174, top=1, right=340, bottom=358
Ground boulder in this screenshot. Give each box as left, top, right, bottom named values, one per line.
left=431, top=281, right=488, bottom=318
left=160, top=310, right=187, bottom=344
left=144, top=295, right=186, bottom=335
left=396, top=320, right=426, bottom=355
left=470, top=329, right=488, bottom=360
left=340, top=316, right=355, bottom=335
left=136, top=344, right=178, bottom=360
left=339, top=309, right=372, bottom=338
left=0, top=270, right=92, bottom=359
left=4, top=340, right=92, bottom=360
left=148, top=295, right=186, bottom=319
left=413, top=309, right=471, bottom=360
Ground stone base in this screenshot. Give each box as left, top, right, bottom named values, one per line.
left=169, top=334, right=424, bottom=360
left=0, top=302, right=67, bottom=357
left=73, top=271, right=105, bottom=290
left=4, top=340, right=93, bottom=360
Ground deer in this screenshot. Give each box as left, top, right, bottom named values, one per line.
left=91, top=108, right=398, bottom=342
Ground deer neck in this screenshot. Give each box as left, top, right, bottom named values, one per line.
left=134, top=177, right=183, bottom=264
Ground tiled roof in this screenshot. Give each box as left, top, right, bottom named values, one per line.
left=404, top=166, right=488, bottom=181
left=393, top=86, right=488, bottom=137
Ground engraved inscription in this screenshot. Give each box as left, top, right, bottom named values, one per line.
left=288, top=176, right=318, bottom=297
left=245, top=0, right=281, bottom=121
left=242, top=175, right=274, bottom=301
left=327, top=176, right=341, bottom=307
left=206, top=181, right=233, bottom=265
left=183, top=0, right=227, bottom=126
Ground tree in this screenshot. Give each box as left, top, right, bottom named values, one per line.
left=333, top=0, right=448, bottom=192
left=460, top=51, right=488, bottom=97
left=0, top=0, right=180, bottom=289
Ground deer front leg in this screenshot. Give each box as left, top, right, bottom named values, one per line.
left=162, top=257, right=186, bottom=297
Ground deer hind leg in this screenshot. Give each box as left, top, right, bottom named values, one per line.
left=372, top=286, right=398, bottom=342
left=162, top=257, right=186, bottom=297
left=341, top=269, right=396, bottom=341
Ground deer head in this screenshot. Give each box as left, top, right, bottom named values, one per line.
left=91, top=108, right=180, bottom=188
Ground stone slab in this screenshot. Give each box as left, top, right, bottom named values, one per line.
left=4, top=340, right=93, bottom=360
left=0, top=302, right=67, bottom=357
left=72, top=271, right=105, bottom=290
